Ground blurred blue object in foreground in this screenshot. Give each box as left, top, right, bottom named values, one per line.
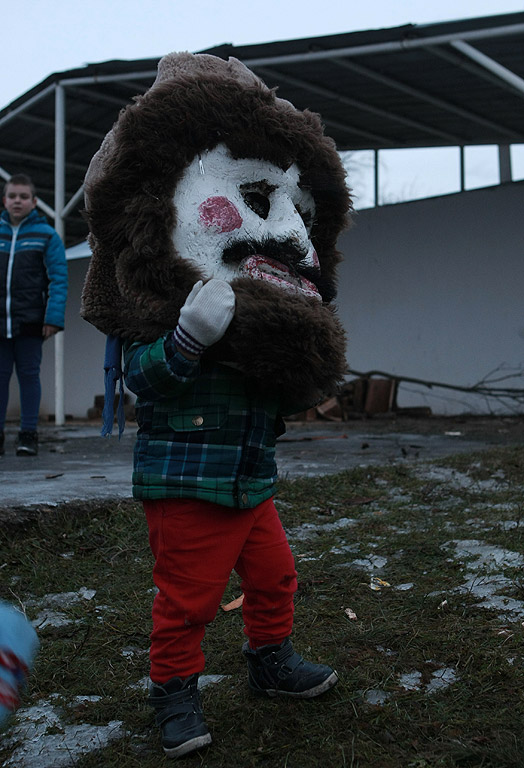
left=0, top=601, right=39, bottom=727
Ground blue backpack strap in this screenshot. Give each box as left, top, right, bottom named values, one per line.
left=102, top=334, right=125, bottom=438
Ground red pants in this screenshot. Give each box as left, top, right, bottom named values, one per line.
left=144, top=496, right=297, bottom=683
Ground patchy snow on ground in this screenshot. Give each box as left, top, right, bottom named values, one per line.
left=425, top=667, right=458, bottom=694
left=4, top=675, right=230, bottom=768
left=26, top=587, right=97, bottom=629
left=418, top=466, right=507, bottom=493
left=399, top=671, right=423, bottom=691
left=351, top=554, right=388, bottom=572
left=442, top=539, right=524, bottom=621
left=285, top=516, right=358, bottom=541
left=363, top=664, right=459, bottom=706
left=3, top=697, right=124, bottom=768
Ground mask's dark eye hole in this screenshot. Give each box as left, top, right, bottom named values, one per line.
left=242, top=191, right=270, bottom=219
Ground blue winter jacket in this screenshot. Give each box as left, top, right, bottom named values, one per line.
left=0, top=209, right=68, bottom=338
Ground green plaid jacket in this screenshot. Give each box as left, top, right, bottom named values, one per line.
left=123, top=334, right=285, bottom=509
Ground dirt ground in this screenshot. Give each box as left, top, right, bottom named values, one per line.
left=306, top=412, right=524, bottom=441
left=1, top=413, right=523, bottom=524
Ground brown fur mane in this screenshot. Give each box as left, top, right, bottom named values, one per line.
left=81, top=53, right=352, bottom=402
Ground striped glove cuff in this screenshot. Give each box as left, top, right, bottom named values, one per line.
left=173, top=323, right=207, bottom=357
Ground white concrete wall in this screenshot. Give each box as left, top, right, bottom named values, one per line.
left=338, top=180, right=524, bottom=414
left=6, top=180, right=524, bottom=421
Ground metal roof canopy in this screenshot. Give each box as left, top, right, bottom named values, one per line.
left=1, top=10, right=523, bottom=248
left=1, top=10, right=523, bottom=424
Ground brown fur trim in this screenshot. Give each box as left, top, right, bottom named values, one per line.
left=209, top=279, right=347, bottom=410
left=81, top=52, right=351, bottom=398
left=82, top=54, right=351, bottom=339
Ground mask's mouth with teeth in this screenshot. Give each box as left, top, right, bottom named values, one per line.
left=238, top=255, right=321, bottom=301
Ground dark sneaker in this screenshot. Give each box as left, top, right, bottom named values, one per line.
left=242, top=637, right=339, bottom=698
left=148, top=674, right=211, bottom=758
left=0, top=431, right=4, bottom=455
left=15, top=431, right=38, bottom=456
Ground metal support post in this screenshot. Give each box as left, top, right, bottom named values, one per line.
left=374, top=149, right=379, bottom=206
left=498, top=144, right=512, bottom=183
left=54, top=84, right=66, bottom=426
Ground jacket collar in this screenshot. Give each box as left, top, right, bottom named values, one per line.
left=0, top=208, right=43, bottom=227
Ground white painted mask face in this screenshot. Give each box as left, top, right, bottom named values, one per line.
left=172, top=143, right=321, bottom=300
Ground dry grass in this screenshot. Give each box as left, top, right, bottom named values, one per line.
left=1, top=446, right=524, bottom=767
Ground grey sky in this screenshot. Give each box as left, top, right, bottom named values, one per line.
left=3, top=0, right=523, bottom=206
left=3, top=0, right=523, bottom=109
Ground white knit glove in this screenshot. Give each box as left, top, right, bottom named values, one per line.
left=174, top=279, right=235, bottom=357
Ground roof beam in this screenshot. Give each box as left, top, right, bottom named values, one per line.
left=242, top=22, right=524, bottom=68
left=58, top=70, right=157, bottom=88
left=322, top=116, right=398, bottom=147
left=426, top=44, right=522, bottom=97
left=450, top=39, right=524, bottom=96
left=62, top=185, right=85, bottom=218
left=16, top=111, right=106, bottom=141
left=66, top=86, right=130, bottom=108
left=117, top=79, right=151, bottom=93
left=0, top=145, right=87, bottom=173
left=254, top=66, right=462, bottom=143
left=332, top=55, right=521, bottom=142
left=0, top=84, right=55, bottom=129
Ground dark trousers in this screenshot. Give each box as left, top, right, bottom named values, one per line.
left=0, top=336, right=43, bottom=432
left=144, top=496, right=297, bottom=683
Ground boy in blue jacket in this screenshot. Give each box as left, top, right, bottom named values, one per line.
left=0, top=174, right=68, bottom=456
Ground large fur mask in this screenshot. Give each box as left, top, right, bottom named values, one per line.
left=81, top=52, right=352, bottom=409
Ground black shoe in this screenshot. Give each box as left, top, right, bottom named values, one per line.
left=148, top=674, right=212, bottom=758
left=0, top=431, right=4, bottom=455
left=16, top=431, right=38, bottom=456
left=242, top=637, right=339, bottom=698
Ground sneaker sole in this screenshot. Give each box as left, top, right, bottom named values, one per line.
left=163, top=732, right=212, bottom=758
left=16, top=448, right=38, bottom=456
left=252, top=670, right=339, bottom=699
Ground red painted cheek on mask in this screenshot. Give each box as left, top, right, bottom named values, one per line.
left=198, top=196, right=243, bottom=233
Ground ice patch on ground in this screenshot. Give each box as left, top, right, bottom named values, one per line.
left=27, top=587, right=96, bottom=608
left=329, top=543, right=360, bottom=555
left=121, top=646, right=147, bottom=659
left=459, top=575, right=524, bottom=619
left=27, top=587, right=97, bottom=628
left=3, top=698, right=124, bottom=767
left=364, top=665, right=458, bottom=704
left=498, top=520, right=524, bottom=531
left=426, top=667, right=458, bottom=694
left=29, top=610, right=75, bottom=629
left=419, top=466, right=505, bottom=492
left=351, top=554, right=388, bottom=571
left=399, top=671, right=423, bottom=691
left=444, top=540, right=524, bottom=620
left=285, top=517, right=358, bottom=540
left=362, top=689, right=392, bottom=705
left=448, top=539, right=524, bottom=571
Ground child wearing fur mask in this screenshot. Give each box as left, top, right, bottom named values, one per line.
left=82, top=50, right=352, bottom=760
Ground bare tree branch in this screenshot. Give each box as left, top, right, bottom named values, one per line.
left=346, top=366, right=524, bottom=403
